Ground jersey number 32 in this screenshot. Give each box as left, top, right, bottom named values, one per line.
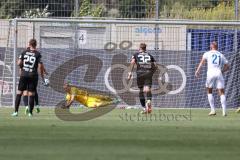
left=138, top=55, right=151, bottom=63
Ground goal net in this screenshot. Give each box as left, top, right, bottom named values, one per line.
left=1, top=19, right=240, bottom=109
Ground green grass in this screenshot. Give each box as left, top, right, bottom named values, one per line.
left=1, top=107, right=240, bottom=160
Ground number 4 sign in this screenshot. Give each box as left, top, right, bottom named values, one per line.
left=78, top=30, right=87, bottom=45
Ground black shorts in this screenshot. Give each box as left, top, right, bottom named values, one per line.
left=137, top=72, right=153, bottom=88
left=18, top=76, right=38, bottom=92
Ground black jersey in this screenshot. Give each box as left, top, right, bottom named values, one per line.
left=132, top=52, right=156, bottom=74
left=19, top=49, right=42, bottom=77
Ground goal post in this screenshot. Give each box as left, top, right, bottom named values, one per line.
left=1, top=18, right=240, bottom=109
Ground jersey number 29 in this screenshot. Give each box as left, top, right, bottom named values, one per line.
left=23, top=55, right=36, bottom=70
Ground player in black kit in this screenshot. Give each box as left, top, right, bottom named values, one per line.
left=22, top=63, right=48, bottom=114
left=128, top=43, right=157, bottom=114
left=12, top=39, right=44, bottom=117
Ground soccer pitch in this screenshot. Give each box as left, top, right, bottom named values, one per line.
left=1, top=108, right=240, bottom=160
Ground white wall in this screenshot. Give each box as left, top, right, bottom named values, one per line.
left=0, top=20, right=187, bottom=51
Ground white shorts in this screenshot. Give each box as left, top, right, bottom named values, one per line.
left=206, top=73, right=224, bottom=89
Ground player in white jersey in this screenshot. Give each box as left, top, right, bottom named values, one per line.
left=195, top=42, right=229, bottom=116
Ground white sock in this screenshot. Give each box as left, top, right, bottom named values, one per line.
left=220, top=95, right=227, bottom=115
left=208, top=94, right=215, bottom=112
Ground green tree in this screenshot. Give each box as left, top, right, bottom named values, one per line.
left=78, top=0, right=92, bottom=16
left=75, top=0, right=104, bottom=17
left=22, top=5, right=52, bottom=18
left=0, top=0, right=74, bottom=18
left=161, top=1, right=236, bottom=20
left=158, top=0, right=218, bottom=11
left=119, top=0, right=152, bottom=18
left=91, top=5, right=104, bottom=17
left=187, top=1, right=235, bottom=20
left=0, top=0, right=25, bottom=18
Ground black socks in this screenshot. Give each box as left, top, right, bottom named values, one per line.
left=15, top=94, right=22, bottom=112
left=139, top=89, right=145, bottom=108
left=23, top=95, right=28, bottom=106
left=29, top=96, right=35, bottom=114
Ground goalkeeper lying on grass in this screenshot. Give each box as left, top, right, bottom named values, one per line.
left=63, top=83, right=120, bottom=109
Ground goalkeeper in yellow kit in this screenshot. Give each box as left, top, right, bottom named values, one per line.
left=63, top=83, right=119, bottom=109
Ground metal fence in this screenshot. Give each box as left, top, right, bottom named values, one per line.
left=0, top=0, right=239, bottom=19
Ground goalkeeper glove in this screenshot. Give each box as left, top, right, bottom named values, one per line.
left=42, top=78, right=50, bottom=87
